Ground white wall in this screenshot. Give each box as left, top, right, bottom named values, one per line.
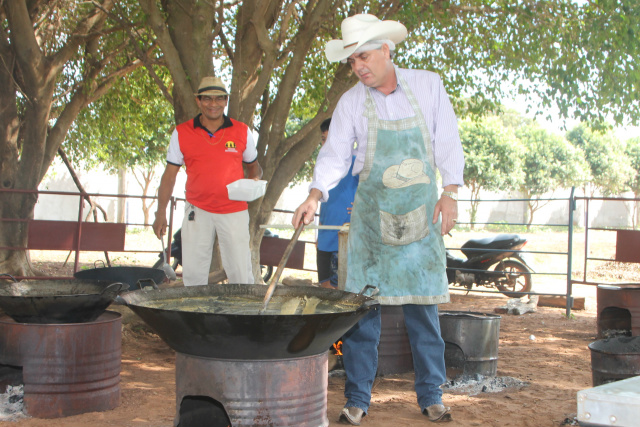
left=36, top=161, right=636, bottom=230
left=36, top=160, right=187, bottom=226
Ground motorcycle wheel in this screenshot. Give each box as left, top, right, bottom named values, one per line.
left=494, top=259, right=532, bottom=298
left=261, top=265, right=274, bottom=283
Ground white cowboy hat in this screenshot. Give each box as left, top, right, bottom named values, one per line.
left=325, top=14, right=408, bottom=63
left=382, top=159, right=430, bottom=189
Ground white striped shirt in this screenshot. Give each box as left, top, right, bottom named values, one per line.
left=311, top=67, right=464, bottom=202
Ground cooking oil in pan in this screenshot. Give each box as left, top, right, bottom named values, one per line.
left=136, top=294, right=358, bottom=315
left=279, top=296, right=322, bottom=315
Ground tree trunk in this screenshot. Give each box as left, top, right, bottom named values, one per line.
left=634, top=194, right=640, bottom=229
left=0, top=197, right=39, bottom=277
left=469, top=184, right=480, bottom=230
left=0, top=0, right=138, bottom=276
left=117, top=168, right=127, bottom=223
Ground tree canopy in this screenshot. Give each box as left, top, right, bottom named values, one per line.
left=566, top=124, right=633, bottom=196
left=67, top=67, right=174, bottom=173
left=517, top=124, right=589, bottom=226
left=3, top=0, right=640, bottom=276
left=459, top=116, right=524, bottom=227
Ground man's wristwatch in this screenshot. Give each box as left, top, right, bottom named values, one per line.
left=441, top=191, right=458, bottom=201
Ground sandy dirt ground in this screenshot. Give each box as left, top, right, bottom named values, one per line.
left=4, top=227, right=634, bottom=427
left=0, top=289, right=597, bottom=427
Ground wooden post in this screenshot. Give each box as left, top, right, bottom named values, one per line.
left=338, top=224, right=349, bottom=290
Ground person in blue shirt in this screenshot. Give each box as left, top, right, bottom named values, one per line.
left=316, top=118, right=359, bottom=289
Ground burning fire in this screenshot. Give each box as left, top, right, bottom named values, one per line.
left=332, top=340, right=343, bottom=356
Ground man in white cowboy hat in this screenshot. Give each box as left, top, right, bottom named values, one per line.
left=153, top=76, right=262, bottom=286
left=292, top=13, right=464, bottom=425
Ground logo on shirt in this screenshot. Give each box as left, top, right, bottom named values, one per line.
left=225, top=141, right=237, bottom=152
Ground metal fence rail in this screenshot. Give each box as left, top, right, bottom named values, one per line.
left=0, top=188, right=179, bottom=279
left=3, top=187, right=638, bottom=318
left=449, top=190, right=575, bottom=314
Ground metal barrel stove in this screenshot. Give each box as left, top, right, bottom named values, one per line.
left=596, top=284, right=640, bottom=339
left=120, top=283, right=378, bottom=427
left=588, top=336, right=640, bottom=386
left=0, top=312, right=122, bottom=418
left=439, top=311, right=501, bottom=378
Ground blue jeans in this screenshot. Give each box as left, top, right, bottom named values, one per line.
left=341, top=304, right=446, bottom=413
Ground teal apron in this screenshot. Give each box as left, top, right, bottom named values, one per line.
left=345, top=74, right=449, bottom=305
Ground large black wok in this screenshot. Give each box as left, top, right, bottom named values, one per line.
left=0, top=278, right=127, bottom=324
left=74, top=266, right=167, bottom=290
left=120, top=283, right=379, bottom=359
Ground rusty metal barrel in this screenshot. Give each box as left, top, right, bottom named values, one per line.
left=376, top=305, right=414, bottom=376
left=596, top=284, right=640, bottom=338
left=588, top=336, right=640, bottom=386
left=175, top=352, right=328, bottom=427
left=439, top=311, right=501, bottom=378
left=0, top=311, right=121, bottom=418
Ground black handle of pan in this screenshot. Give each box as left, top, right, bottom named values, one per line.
left=100, top=282, right=126, bottom=297
left=136, top=278, right=159, bottom=291
left=355, top=285, right=380, bottom=312
left=358, top=284, right=379, bottom=297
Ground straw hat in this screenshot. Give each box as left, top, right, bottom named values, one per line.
left=194, top=76, right=228, bottom=97
left=325, top=14, right=407, bottom=63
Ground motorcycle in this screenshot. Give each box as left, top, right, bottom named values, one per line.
left=153, top=228, right=277, bottom=283
left=446, top=233, right=534, bottom=297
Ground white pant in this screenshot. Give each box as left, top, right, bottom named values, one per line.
left=180, top=203, right=255, bottom=286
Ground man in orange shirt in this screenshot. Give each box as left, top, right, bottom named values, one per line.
left=153, top=77, right=262, bottom=286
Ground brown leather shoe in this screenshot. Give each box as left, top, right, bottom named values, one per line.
left=339, top=406, right=364, bottom=425
left=423, top=404, right=452, bottom=422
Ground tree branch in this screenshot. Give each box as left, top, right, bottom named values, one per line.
left=138, top=0, right=194, bottom=116
left=3, top=0, right=45, bottom=88
left=48, top=0, right=117, bottom=82
left=57, top=147, right=108, bottom=222
left=42, top=59, right=143, bottom=181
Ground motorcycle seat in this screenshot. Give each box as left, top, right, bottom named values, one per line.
left=461, top=234, right=526, bottom=253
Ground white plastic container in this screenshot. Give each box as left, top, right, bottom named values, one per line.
left=577, top=375, right=640, bottom=426
left=226, top=179, right=267, bottom=202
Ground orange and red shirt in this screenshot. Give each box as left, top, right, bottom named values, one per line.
left=167, top=114, right=258, bottom=214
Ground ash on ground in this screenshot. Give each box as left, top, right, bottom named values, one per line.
left=329, top=369, right=346, bottom=378
left=443, top=374, right=528, bottom=396
left=0, top=385, right=28, bottom=421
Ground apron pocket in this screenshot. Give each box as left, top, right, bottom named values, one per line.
left=379, top=204, right=429, bottom=246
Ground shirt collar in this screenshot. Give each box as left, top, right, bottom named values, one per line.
left=367, top=65, right=402, bottom=96
left=193, top=114, right=233, bottom=134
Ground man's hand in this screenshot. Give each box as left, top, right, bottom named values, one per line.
left=292, top=189, right=322, bottom=227
left=152, top=211, right=168, bottom=239
left=433, top=193, right=458, bottom=236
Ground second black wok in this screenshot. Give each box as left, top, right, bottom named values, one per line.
left=74, top=266, right=167, bottom=290
left=0, top=279, right=127, bottom=324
